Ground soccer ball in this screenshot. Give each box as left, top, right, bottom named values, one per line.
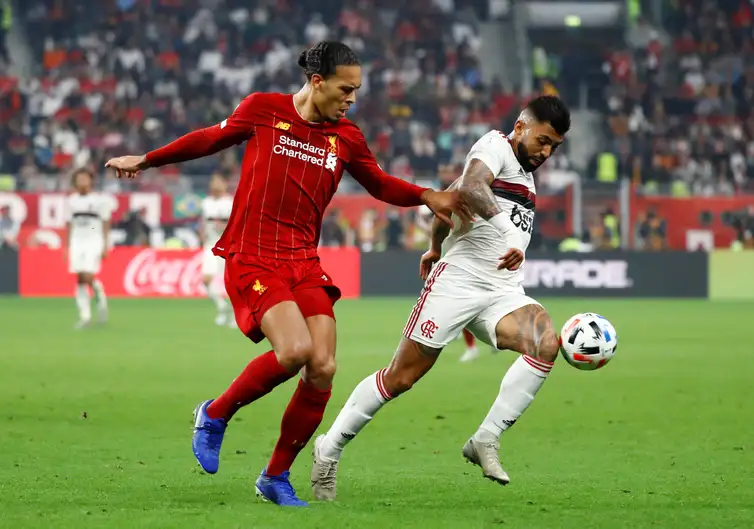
left=559, top=313, right=618, bottom=371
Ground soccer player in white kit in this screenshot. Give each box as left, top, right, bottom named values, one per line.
left=200, top=173, right=234, bottom=326
left=65, top=168, right=111, bottom=328
left=311, top=96, right=571, bottom=499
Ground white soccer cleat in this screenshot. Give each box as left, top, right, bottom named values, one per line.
left=460, top=347, right=480, bottom=363
left=462, top=437, right=510, bottom=485
left=74, top=318, right=91, bottom=330
left=97, top=306, right=108, bottom=324
left=311, top=434, right=339, bottom=501
left=214, top=312, right=228, bottom=326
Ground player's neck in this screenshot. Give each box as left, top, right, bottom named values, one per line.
left=293, top=85, right=325, bottom=123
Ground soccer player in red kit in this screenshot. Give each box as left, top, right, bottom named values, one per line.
left=105, top=41, right=470, bottom=507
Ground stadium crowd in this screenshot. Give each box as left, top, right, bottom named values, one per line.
left=0, top=0, right=752, bottom=250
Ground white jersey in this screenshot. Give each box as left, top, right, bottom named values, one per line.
left=66, top=192, right=111, bottom=247
left=441, top=130, right=536, bottom=289
left=201, top=195, right=233, bottom=248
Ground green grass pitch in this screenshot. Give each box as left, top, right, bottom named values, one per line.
left=1, top=297, right=753, bottom=529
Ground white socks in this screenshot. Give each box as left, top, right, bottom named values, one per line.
left=91, top=279, right=107, bottom=310
left=319, top=369, right=393, bottom=462
left=207, top=281, right=228, bottom=312
left=474, top=355, right=553, bottom=442
left=75, top=284, right=92, bottom=321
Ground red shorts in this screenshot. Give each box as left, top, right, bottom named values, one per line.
left=224, top=254, right=341, bottom=343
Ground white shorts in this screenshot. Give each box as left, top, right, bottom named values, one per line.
left=201, top=247, right=225, bottom=277
left=68, top=244, right=103, bottom=274
left=403, top=262, right=540, bottom=350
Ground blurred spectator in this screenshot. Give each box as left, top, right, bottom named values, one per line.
left=0, top=204, right=19, bottom=248
left=321, top=210, right=345, bottom=247
left=121, top=208, right=150, bottom=246
left=731, top=204, right=754, bottom=249
left=635, top=209, right=668, bottom=251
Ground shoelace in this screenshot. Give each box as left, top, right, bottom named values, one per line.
left=317, top=461, right=339, bottom=489
left=479, top=442, right=503, bottom=469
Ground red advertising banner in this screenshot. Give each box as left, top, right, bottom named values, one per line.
left=632, top=194, right=754, bottom=249
left=0, top=192, right=173, bottom=228
left=19, top=247, right=361, bottom=299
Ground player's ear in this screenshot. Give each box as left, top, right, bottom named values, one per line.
left=513, top=120, right=525, bottom=135
left=310, top=74, right=324, bottom=90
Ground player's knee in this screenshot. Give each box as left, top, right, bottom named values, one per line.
left=306, top=357, right=337, bottom=387
left=538, top=333, right=560, bottom=363
left=276, top=338, right=315, bottom=370
left=382, top=366, right=418, bottom=397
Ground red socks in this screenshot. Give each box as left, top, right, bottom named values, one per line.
left=266, top=379, right=332, bottom=476
left=206, top=350, right=295, bottom=421
left=463, top=329, right=476, bottom=348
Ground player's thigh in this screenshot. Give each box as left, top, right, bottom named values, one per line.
left=403, top=262, right=484, bottom=350
left=382, top=337, right=441, bottom=397
left=473, top=294, right=559, bottom=362
left=224, top=254, right=312, bottom=366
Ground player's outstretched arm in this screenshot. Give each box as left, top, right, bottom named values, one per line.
left=347, top=133, right=472, bottom=226
left=105, top=96, right=256, bottom=179
left=459, top=158, right=524, bottom=270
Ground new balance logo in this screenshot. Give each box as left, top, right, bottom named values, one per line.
left=275, top=121, right=291, bottom=131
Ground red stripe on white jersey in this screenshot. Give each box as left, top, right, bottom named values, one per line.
left=403, top=262, right=447, bottom=338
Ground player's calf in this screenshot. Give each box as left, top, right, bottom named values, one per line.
left=382, top=338, right=440, bottom=396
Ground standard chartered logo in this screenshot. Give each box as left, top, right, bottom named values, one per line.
left=274, top=135, right=338, bottom=172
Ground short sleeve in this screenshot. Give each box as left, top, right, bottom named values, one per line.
left=64, top=196, right=73, bottom=222
left=465, top=130, right=510, bottom=177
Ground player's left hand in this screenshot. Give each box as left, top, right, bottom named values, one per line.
left=497, top=248, right=524, bottom=271
left=422, top=190, right=474, bottom=228
left=419, top=248, right=441, bottom=280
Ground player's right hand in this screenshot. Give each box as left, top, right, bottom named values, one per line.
left=105, top=155, right=150, bottom=179
left=419, top=248, right=441, bottom=280
left=497, top=248, right=524, bottom=271
left=422, top=190, right=474, bottom=228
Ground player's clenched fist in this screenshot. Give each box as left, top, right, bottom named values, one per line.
left=105, top=155, right=150, bottom=179
left=497, top=248, right=524, bottom=271
left=419, top=248, right=442, bottom=281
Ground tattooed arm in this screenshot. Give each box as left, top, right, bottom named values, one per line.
left=458, top=158, right=525, bottom=270
left=457, top=158, right=502, bottom=220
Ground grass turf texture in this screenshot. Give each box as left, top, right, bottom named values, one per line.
left=1, top=297, right=752, bottom=529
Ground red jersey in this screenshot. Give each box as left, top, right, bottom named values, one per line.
left=146, top=92, right=429, bottom=260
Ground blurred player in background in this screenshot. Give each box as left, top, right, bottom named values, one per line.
left=312, top=96, right=570, bottom=500
left=105, top=41, right=470, bottom=507
left=65, top=168, right=110, bottom=329
left=200, top=173, right=234, bottom=326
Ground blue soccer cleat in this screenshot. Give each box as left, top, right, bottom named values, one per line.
left=255, top=469, right=308, bottom=507
left=192, top=399, right=227, bottom=474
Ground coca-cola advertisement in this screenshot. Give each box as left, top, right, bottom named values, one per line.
left=19, top=247, right=361, bottom=299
